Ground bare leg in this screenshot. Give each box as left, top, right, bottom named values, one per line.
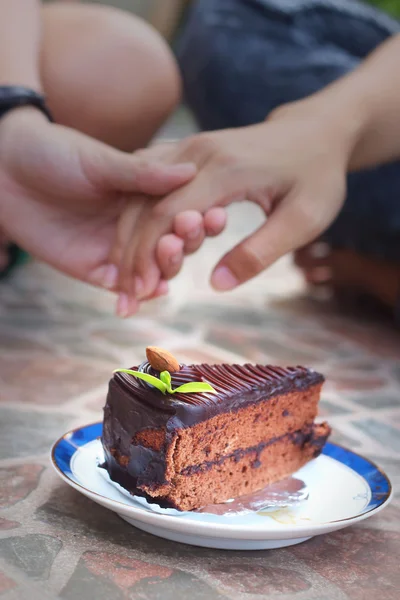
left=0, top=2, right=181, bottom=275
left=41, top=2, right=181, bottom=151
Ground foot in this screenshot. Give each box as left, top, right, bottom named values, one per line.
left=294, top=242, right=400, bottom=317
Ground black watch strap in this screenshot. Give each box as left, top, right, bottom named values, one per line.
left=0, top=86, right=54, bottom=122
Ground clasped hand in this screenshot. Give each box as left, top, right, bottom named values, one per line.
left=0, top=101, right=350, bottom=318
left=112, top=100, right=350, bottom=316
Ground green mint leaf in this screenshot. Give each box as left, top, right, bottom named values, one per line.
left=113, top=369, right=218, bottom=397
left=160, top=371, right=173, bottom=394
left=113, top=369, right=167, bottom=394
left=172, top=382, right=218, bottom=395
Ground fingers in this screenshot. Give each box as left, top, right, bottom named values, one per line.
left=172, top=208, right=227, bottom=253
left=210, top=193, right=324, bottom=291
left=150, top=279, right=169, bottom=298
left=133, top=141, right=178, bottom=163
left=110, top=172, right=228, bottom=300
left=113, top=205, right=225, bottom=298
left=115, top=279, right=169, bottom=319
left=134, top=162, right=197, bottom=196
left=204, top=207, right=227, bottom=236
left=88, top=263, right=119, bottom=290
left=129, top=174, right=227, bottom=299
left=134, top=208, right=226, bottom=286
left=173, top=210, right=205, bottom=255
left=116, top=293, right=140, bottom=318
left=156, top=234, right=185, bottom=280
left=119, top=236, right=159, bottom=300
left=108, top=198, right=139, bottom=269
left=112, top=197, right=147, bottom=297
left=97, top=146, right=197, bottom=196
left=210, top=222, right=278, bottom=291
left=141, top=209, right=221, bottom=294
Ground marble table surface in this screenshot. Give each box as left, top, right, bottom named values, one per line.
left=1, top=202, right=399, bottom=600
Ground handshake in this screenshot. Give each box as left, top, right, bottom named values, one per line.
left=0, top=103, right=349, bottom=317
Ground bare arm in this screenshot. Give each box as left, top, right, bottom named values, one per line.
left=0, top=0, right=42, bottom=90
left=303, top=33, right=400, bottom=170
left=350, top=33, right=400, bottom=169
left=116, top=33, right=400, bottom=298
left=0, top=0, right=197, bottom=301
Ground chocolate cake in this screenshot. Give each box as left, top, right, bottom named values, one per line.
left=102, top=347, right=330, bottom=511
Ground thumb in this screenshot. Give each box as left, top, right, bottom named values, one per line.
left=89, top=145, right=197, bottom=196
left=210, top=192, right=325, bottom=290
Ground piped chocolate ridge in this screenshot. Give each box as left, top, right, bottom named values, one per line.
left=115, top=361, right=323, bottom=408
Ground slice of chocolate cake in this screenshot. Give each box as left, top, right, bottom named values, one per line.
left=102, top=347, right=330, bottom=511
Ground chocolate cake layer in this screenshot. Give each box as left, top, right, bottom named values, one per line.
left=102, top=362, right=327, bottom=510
left=133, top=385, right=322, bottom=473
left=108, top=422, right=330, bottom=511
left=167, top=423, right=330, bottom=511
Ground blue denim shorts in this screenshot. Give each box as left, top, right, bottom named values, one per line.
left=177, top=0, right=400, bottom=263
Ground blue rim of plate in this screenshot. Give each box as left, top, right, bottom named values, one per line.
left=51, top=422, right=392, bottom=522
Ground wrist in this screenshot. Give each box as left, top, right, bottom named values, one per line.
left=314, top=81, right=372, bottom=171
left=0, top=107, right=50, bottom=166
left=0, top=105, right=49, bottom=127
left=268, top=88, right=368, bottom=170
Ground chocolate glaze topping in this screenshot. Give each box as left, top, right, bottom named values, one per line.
left=102, top=362, right=324, bottom=506
left=117, top=361, right=322, bottom=408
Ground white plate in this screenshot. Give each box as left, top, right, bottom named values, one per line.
left=51, top=422, right=392, bottom=550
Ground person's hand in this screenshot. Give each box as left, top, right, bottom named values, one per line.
left=117, top=99, right=355, bottom=298
left=110, top=196, right=227, bottom=316
left=0, top=107, right=197, bottom=298
left=108, top=142, right=227, bottom=315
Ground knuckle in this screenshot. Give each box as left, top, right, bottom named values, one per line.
left=151, top=200, right=175, bottom=221
left=213, top=149, right=237, bottom=170
left=289, top=193, right=326, bottom=244
left=180, top=135, right=198, bottom=155
left=306, top=217, right=324, bottom=242
left=183, top=132, right=219, bottom=157
left=300, top=206, right=326, bottom=242
left=233, top=242, right=266, bottom=279
left=133, top=149, right=150, bottom=162
left=134, top=158, right=153, bottom=176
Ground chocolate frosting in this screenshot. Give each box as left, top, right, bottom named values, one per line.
left=114, top=361, right=322, bottom=410
left=102, top=362, right=324, bottom=502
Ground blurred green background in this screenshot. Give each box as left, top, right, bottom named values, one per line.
left=370, top=1, right=400, bottom=17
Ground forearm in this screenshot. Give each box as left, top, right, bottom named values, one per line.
left=313, top=34, right=400, bottom=171
left=0, top=0, right=42, bottom=90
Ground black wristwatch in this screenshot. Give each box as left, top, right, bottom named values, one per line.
left=0, top=86, right=54, bottom=122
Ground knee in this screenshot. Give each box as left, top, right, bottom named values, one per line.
left=43, top=3, right=181, bottom=149
left=101, top=8, right=181, bottom=117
